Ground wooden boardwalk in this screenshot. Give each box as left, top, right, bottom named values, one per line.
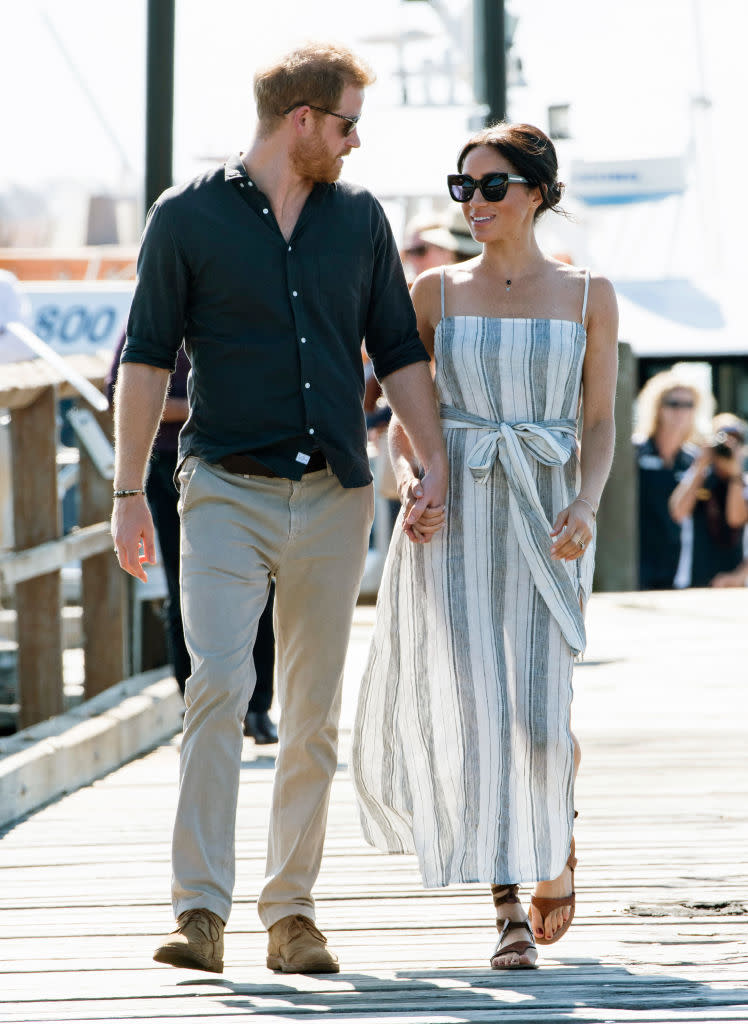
left=1, top=591, right=747, bottom=1022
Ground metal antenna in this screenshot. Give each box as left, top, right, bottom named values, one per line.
left=41, top=10, right=135, bottom=180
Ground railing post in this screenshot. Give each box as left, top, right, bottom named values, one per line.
left=78, top=407, right=129, bottom=698
left=10, top=387, right=64, bottom=727
left=594, top=341, right=638, bottom=592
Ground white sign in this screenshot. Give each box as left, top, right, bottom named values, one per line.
left=21, top=280, right=135, bottom=356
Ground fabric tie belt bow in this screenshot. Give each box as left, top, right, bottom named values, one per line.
left=440, top=403, right=586, bottom=655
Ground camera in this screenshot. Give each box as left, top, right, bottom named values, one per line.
left=710, top=432, right=733, bottom=458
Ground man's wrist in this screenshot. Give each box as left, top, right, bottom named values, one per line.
left=421, top=450, right=448, bottom=475
left=113, top=487, right=145, bottom=498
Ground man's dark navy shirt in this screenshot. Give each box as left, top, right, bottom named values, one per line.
left=122, top=154, right=428, bottom=487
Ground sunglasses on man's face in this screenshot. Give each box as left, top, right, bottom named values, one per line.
left=283, top=102, right=360, bottom=137
left=661, top=398, right=695, bottom=409
left=447, top=172, right=529, bottom=203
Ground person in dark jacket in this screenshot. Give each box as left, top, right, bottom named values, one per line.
left=633, top=370, right=706, bottom=589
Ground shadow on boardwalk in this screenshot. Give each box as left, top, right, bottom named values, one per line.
left=187, top=960, right=748, bottom=1019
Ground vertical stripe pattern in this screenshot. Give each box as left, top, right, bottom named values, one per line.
left=352, top=316, right=593, bottom=887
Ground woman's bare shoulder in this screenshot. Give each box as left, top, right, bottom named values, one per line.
left=410, top=265, right=448, bottom=318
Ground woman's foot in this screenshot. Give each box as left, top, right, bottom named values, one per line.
left=529, top=838, right=577, bottom=944
left=489, top=885, right=537, bottom=969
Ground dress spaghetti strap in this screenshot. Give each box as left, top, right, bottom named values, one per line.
left=581, top=269, right=591, bottom=324
left=440, top=267, right=446, bottom=321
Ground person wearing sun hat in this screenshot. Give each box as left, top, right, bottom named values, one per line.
left=420, top=204, right=483, bottom=262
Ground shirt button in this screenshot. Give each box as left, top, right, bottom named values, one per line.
left=308, top=428, right=315, bottom=435
left=248, top=181, right=254, bottom=187
left=262, top=208, right=269, bottom=214
left=305, top=382, right=311, bottom=389
left=300, top=337, right=307, bottom=344
left=288, top=245, right=292, bottom=252
left=292, top=291, right=298, bottom=297
left=239, top=182, right=245, bottom=188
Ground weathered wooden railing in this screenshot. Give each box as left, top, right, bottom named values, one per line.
left=0, top=354, right=127, bottom=729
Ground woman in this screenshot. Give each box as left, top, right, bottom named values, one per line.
left=633, top=370, right=707, bottom=590
left=352, top=123, right=618, bottom=969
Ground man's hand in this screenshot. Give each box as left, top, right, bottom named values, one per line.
left=111, top=494, right=157, bottom=582
left=400, top=462, right=447, bottom=544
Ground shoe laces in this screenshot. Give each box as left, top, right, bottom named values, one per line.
left=288, top=915, right=327, bottom=944
left=177, top=908, right=222, bottom=942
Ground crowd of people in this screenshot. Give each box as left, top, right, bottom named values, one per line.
left=635, top=368, right=748, bottom=590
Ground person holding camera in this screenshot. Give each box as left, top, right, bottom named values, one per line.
left=633, top=371, right=705, bottom=590
left=669, top=414, right=748, bottom=587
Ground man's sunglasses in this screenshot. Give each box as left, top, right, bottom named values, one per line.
left=283, top=102, right=360, bottom=137
left=447, top=172, right=529, bottom=203
left=661, top=398, right=695, bottom=410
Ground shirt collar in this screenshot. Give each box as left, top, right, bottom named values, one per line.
left=224, top=154, right=250, bottom=184
left=224, top=153, right=334, bottom=204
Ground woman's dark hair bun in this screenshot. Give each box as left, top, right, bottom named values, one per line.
left=547, top=181, right=565, bottom=205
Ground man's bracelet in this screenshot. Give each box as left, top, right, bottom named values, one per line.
left=113, top=488, right=145, bottom=498
left=575, top=496, right=597, bottom=518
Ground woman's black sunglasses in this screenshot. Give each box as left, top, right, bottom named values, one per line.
left=447, top=172, right=529, bottom=203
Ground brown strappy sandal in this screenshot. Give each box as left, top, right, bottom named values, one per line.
left=530, top=836, right=577, bottom=946
left=489, top=883, right=537, bottom=970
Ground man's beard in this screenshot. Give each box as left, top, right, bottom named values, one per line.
left=291, top=131, right=347, bottom=184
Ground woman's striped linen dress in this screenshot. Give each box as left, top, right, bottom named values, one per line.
left=351, top=273, right=594, bottom=888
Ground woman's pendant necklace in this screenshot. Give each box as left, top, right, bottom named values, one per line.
left=505, top=279, right=512, bottom=291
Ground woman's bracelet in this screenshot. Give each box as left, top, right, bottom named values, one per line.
left=113, top=488, right=145, bottom=499
left=575, top=496, right=597, bottom=518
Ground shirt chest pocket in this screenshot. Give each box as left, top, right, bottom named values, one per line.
left=313, top=240, right=370, bottom=317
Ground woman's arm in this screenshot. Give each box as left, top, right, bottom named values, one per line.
left=725, top=477, right=748, bottom=528
left=668, top=452, right=710, bottom=523
left=721, top=448, right=748, bottom=527
left=551, top=275, right=619, bottom=562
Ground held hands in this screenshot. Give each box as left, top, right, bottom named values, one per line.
left=111, top=494, right=157, bottom=582
left=398, top=461, right=447, bottom=544
left=550, top=498, right=596, bottom=562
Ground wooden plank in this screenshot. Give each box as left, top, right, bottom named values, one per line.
left=0, top=522, right=113, bottom=585
left=9, top=386, right=64, bottom=726
left=0, top=593, right=747, bottom=1022
left=0, top=353, right=110, bottom=411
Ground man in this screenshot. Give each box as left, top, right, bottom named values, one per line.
left=111, top=42, right=447, bottom=976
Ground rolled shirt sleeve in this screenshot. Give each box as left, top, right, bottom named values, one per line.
left=364, top=198, right=429, bottom=382
left=121, top=200, right=189, bottom=372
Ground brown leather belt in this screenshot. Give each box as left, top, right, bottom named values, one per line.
left=216, top=450, right=326, bottom=478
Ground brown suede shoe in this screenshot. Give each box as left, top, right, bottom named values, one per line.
left=153, top=908, right=224, bottom=973
left=266, top=914, right=340, bottom=974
